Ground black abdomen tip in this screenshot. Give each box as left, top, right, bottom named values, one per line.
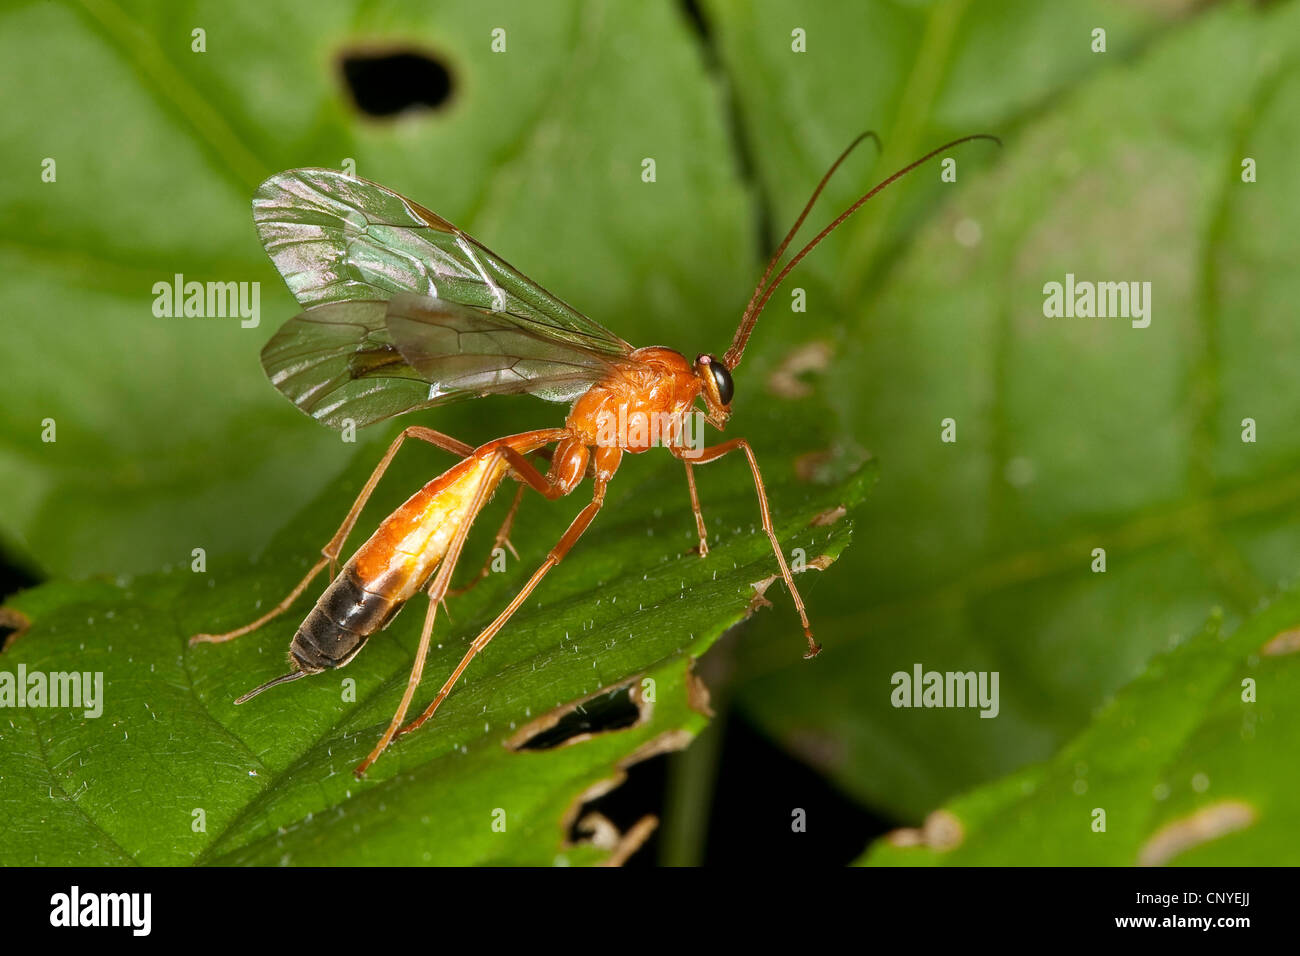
left=290, top=568, right=395, bottom=672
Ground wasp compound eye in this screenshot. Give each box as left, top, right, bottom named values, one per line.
left=706, top=355, right=734, bottom=405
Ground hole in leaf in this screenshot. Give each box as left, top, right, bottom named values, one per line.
left=508, top=681, right=647, bottom=751
left=338, top=48, right=454, bottom=117
left=561, top=730, right=689, bottom=865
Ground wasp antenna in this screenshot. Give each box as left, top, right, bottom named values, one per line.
left=732, top=130, right=882, bottom=359
left=234, top=668, right=306, bottom=704
left=723, top=132, right=1001, bottom=371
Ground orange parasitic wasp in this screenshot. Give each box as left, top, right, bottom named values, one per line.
left=190, top=132, right=998, bottom=777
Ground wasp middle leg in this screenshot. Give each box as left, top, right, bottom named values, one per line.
left=681, top=459, right=710, bottom=556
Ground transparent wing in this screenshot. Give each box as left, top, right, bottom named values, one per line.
left=253, top=168, right=633, bottom=356
left=261, top=295, right=626, bottom=431
left=385, top=293, right=622, bottom=404
left=259, top=300, right=443, bottom=430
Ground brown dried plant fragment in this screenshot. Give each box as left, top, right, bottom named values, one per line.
left=1137, top=799, right=1257, bottom=866
left=1261, top=626, right=1300, bottom=656
left=685, top=658, right=714, bottom=718
left=594, top=814, right=659, bottom=867
left=794, top=449, right=834, bottom=483
left=810, top=505, right=847, bottom=527
left=885, top=810, right=965, bottom=852
left=767, top=341, right=833, bottom=399
left=746, top=554, right=836, bottom=618
left=0, top=606, right=31, bottom=651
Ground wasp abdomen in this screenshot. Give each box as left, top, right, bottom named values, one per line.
left=289, top=565, right=396, bottom=673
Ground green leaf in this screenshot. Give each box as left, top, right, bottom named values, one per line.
left=0, top=427, right=870, bottom=865
left=709, top=0, right=1300, bottom=817
left=858, top=582, right=1300, bottom=866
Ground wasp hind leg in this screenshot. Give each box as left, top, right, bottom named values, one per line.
left=353, top=445, right=515, bottom=777
left=447, top=482, right=526, bottom=598
left=189, top=425, right=476, bottom=648
left=354, top=436, right=578, bottom=777
left=392, top=475, right=611, bottom=745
